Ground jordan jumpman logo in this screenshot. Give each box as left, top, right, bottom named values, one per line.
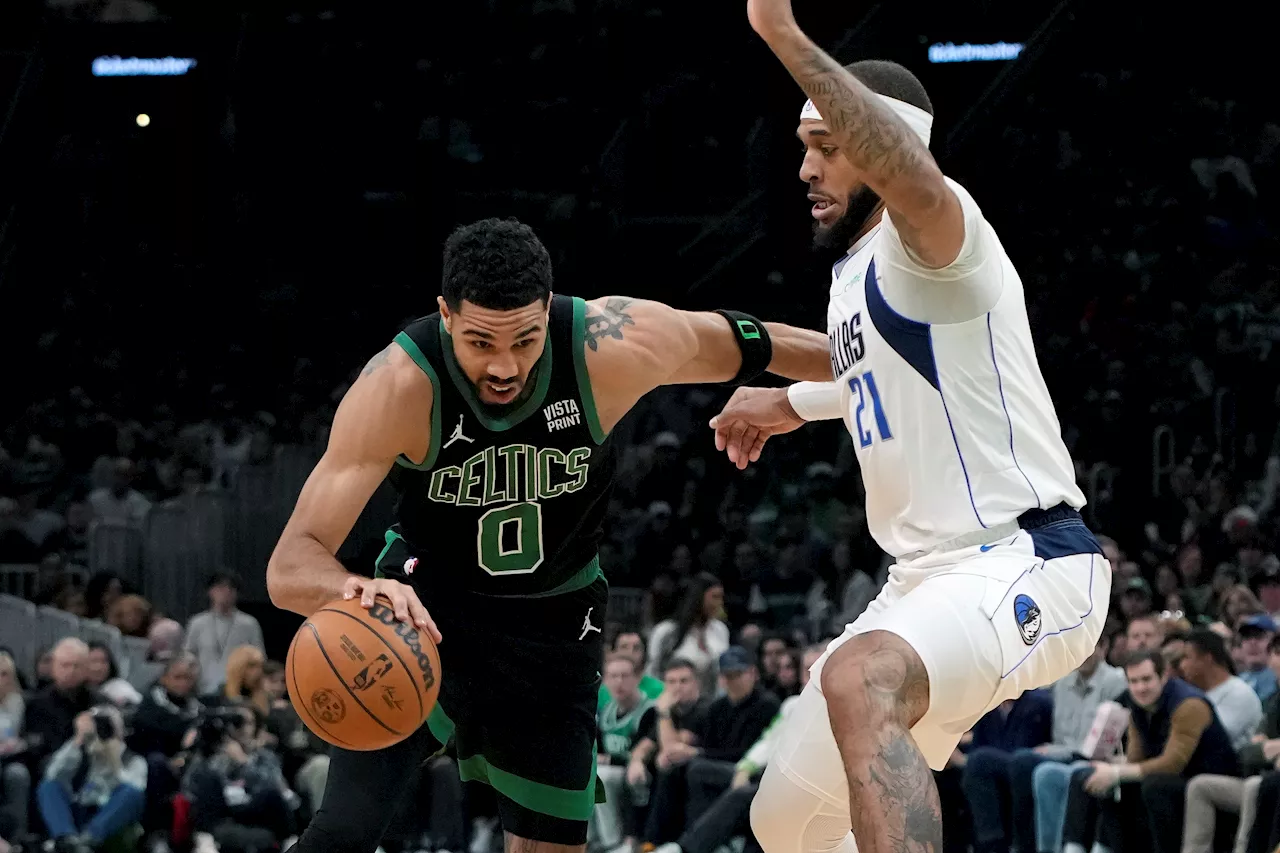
left=578, top=607, right=601, bottom=641
left=442, top=414, right=474, bottom=450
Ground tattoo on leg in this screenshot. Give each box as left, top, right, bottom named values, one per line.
left=583, top=297, right=635, bottom=351
left=826, top=634, right=941, bottom=853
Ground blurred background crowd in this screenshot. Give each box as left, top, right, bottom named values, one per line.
left=3, top=0, right=1279, bottom=852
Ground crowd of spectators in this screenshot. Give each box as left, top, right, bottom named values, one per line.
left=0, top=572, right=341, bottom=853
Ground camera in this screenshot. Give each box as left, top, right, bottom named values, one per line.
left=90, top=707, right=117, bottom=741
left=192, top=707, right=246, bottom=756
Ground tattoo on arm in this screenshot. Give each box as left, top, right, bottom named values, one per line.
left=360, top=345, right=394, bottom=376
left=789, top=44, right=930, bottom=184
left=583, top=298, right=635, bottom=352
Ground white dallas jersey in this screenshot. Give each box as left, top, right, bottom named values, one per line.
left=827, top=177, right=1084, bottom=558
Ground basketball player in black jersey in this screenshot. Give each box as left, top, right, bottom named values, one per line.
left=267, top=218, right=831, bottom=853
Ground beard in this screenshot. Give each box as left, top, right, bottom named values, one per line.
left=812, top=184, right=883, bottom=252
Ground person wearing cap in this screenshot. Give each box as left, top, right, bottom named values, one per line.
left=1178, top=629, right=1264, bottom=749
left=640, top=647, right=778, bottom=850
left=184, top=571, right=264, bottom=695
left=1118, top=577, right=1155, bottom=622
left=1236, top=614, right=1279, bottom=702
left=652, top=645, right=826, bottom=853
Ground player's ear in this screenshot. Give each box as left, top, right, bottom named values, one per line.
left=438, top=296, right=452, bottom=332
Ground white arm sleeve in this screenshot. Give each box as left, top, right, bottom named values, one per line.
left=787, top=382, right=844, bottom=422
left=877, top=177, right=1003, bottom=324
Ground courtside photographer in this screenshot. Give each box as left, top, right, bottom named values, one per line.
left=35, top=706, right=147, bottom=853
left=182, top=704, right=296, bottom=853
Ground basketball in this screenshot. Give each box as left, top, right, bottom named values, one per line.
left=286, top=595, right=441, bottom=751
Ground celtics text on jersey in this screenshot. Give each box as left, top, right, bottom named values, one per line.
left=384, top=294, right=615, bottom=597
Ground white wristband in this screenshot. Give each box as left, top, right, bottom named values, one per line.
left=787, top=381, right=844, bottom=422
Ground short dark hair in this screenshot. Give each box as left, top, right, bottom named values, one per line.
left=1187, top=628, right=1236, bottom=674
left=612, top=630, right=647, bottom=667
left=1124, top=648, right=1167, bottom=678
left=663, top=657, right=697, bottom=678
left=441, top=218, right=553, bottom=311
left=207, top=570, right=239, bottom=591
left=760, top=632, right=788, bottom=650
left=1161, top=630, right=1189, bottom=648
left=844, top=60, right=933, bottom=116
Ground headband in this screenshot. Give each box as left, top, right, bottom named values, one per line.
left=800, top=94, right=933, bottom=146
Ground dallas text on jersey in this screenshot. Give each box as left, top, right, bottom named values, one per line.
left=829, top=311, right=865, bottom=378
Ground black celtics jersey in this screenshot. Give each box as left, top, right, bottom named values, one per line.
left=386, top=294, right=614, bottom=598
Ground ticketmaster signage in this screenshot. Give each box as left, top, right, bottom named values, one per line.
left=928, top=42, right=1025, bottom=63
left=92, top=56, right=197, bottom=77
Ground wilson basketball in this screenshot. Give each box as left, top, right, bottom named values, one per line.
left=286, top=595, right=441, bottom=751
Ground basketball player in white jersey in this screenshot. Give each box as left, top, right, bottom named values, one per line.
left=707, top=1, right=1112, bottom=852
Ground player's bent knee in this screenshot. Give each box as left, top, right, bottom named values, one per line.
left=819, top=630, right=930, bottom=726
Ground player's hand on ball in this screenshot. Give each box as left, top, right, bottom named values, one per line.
left=746, top=0, right=797, bottom=38
left=710, top=386, right=805, bottom=470
left=342, top=575, right=443, bottom=644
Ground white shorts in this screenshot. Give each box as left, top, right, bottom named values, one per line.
left=778, top=513, right=1111, bottom=808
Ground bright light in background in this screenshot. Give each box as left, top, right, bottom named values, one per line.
left=136, top=113, right=151, bottom=127
left=92, top=56, right=197, bottom=77
left=928, top=42, right=1025, bottom=63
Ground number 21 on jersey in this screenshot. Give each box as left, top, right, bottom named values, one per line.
left=848, top=371, right=893, bottom=448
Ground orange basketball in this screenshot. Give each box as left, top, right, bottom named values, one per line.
left=286, top=595, right=441, bottom=751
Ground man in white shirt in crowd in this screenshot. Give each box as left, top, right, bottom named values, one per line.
left=1179, top=628, right=1264, bottom=749
left=86, top=459, right=152, bottom=526
left=184, top=571, right=264, bottom=694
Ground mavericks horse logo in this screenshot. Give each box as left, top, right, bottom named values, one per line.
left=1014, top=594, right=1042, bottom=646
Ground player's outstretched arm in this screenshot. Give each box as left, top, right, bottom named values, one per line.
left=747, top=0, right=964, bottom=268
left=710, top=384, right=838, bottom=470
left=267, top=344, right=441, bottom=641
left=582, top=296, right=829, bottom=432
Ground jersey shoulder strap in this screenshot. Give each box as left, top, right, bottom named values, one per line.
left=392, top=314, right=445, bottom=470
left=556, top=295, right=608, bottom=444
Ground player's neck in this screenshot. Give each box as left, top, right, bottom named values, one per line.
left=846, top=204, right=887, bottom=252
left=213, top=603, right=235, bottom=616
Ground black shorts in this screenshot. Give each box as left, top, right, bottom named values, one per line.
left=299, top=532, right=607, bottom=849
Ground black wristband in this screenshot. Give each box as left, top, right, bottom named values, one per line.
left=714, top=310, right=773, bottom=386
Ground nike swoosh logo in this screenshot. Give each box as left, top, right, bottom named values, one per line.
left=980, top=544, right=997, bottom=552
